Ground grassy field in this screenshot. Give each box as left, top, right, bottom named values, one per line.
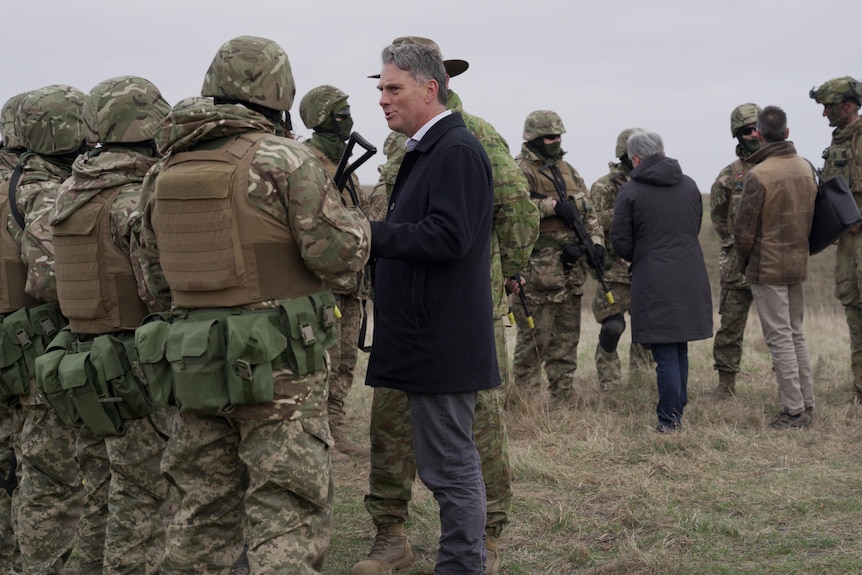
left=324, top=211, right=859, bottom=574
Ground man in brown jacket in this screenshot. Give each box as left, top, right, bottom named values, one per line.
left=733, top=105, right=818, bottom=429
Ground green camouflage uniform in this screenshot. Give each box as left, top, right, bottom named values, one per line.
left=589, top=162, right=652, bottom=388
left=710, top=150, right=757, bottom=375
left=10, top=85, right=87, bottom=575
left=302, top=140, right=368, bottom=435
left=363, top=89, right=539, bottom=540
left=822, top=117, right=862, bottom=393
left=0, top=140, right=22, bottom=575
left=51, top=139, right=174, bottom=574
left=138, top=71, right=371, bottom=573
left=513, top=141, right=603, bottom=403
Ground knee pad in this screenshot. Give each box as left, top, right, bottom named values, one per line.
left=599, top=314, right=626, bottom=353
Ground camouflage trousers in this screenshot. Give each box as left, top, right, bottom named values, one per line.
left=590, top=281, right=652, bottom=388
left=75, top=407, right=173, bottom=575
left=160, top=411, right=333, bottom=575
left=512, top=291, right=581, bottom=400
left=712, top=286, right=754, bottom=374
left=835, top=232, right=862, bottom=394
left=0, top=408, right=19, bottom=575
left=364, top=317, right=512, bottom=538
left=327, top=296, right=362, bottom=428
left=14, top=404, right=84, bottom=575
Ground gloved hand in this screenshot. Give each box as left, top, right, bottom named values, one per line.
left=553, top=200, right=577, bottom=228
left=561, top=244, right=584, bottom=269
left=591, top=245, right=605, bottom=267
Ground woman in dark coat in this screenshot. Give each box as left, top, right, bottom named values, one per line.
left=610, top=130, right=713, bottom=431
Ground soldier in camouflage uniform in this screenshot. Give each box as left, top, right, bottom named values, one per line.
left=352, top=37, right=538, bottom=575
left=137, top=36, right=370, bottom=575
left=298, top=85, right=370, bottom=461
left=8, top=84, right=88, bottom=575
left=46, top=76, right=174, bottom=575
left=708, top=103, right=761, bottom=399
left=589, top=128, right=652, bottom=390
left=0, top=91, right=29, bottom=575
left=512, top=110, right=604, bottom=406
left=810, top=77, right=862, bottom=403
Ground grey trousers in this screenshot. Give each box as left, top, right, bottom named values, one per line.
left=407, top=391, right=486, bottom=575
left=751, top=283, right=815, bottom=414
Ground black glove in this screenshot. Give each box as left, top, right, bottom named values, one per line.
left=554, top=201, right=577, bottom=228
left=591, top=245, right=605, bottom=267
left=561, top=244, right=584, bottom=269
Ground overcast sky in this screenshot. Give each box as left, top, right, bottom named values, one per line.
left=5, top=0, right=860, bottom=201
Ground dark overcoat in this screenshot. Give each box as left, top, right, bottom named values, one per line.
left=366, top=112, right=501, bottom=393
left=610, top=154, right=713, bottom=344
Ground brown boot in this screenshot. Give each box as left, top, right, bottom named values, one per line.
left=485, top=536, right=500, bottom=575
left=707, top=371, right=736, bottom=400
left=331, top=425, right=370, bottom=460
left=350, top=524, right=415, bottom=575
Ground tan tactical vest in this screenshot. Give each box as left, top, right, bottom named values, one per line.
left=53, top=187, right=148, bottom=333
left=821, top=122, right=862, bottom=208
left=0, top=181, right=40, bottom=313
left=532, top=161, right=585, bottom=234
left=152, top=133, right=323, bottom=308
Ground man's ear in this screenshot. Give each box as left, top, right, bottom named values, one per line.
left=425, top=78, right=439, bottom=103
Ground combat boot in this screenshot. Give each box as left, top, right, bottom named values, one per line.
left=331, top=426, right=370, bottom=460
left=485, top=536, right=500, bottom=575
left=707, top=371, right=736, bottom=400
left=349, top=524, right=414, bottom=575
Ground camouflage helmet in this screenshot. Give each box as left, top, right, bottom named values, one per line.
left=201, top=35, right=295, bottom=112
left=1, top=92, right=29, bottom=149
left=615, top=128, right=640, bottom=158
left=809, top=76, right=861, bottom=105
left=299, top=85, right=348, bottom=130
left=83, top=76, right=171, bottom=144
left=730, top=103, right=761, bottom=137
left=17, top=84, right=86, bottom=155
left=523, top=110, right=566, bottom=141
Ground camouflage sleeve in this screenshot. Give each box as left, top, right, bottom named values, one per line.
left=710, top=164, right=733, bottom=243
left=366, top=179, right=389, bottom=222
left=484, top=134, right=539, bottom=279
left=251, top=139, right=371, bottom=291
left=135, top=161, right=173, bottom=311
left=18, top=181, right=60, bottom=302
left=589, top=172, right=618, bottom=234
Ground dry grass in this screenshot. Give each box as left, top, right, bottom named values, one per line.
left=324, top=221, right=862, bottom=574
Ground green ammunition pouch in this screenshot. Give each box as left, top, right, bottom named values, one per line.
left=35, top=329, right=152, bottom=436
left=133, top=313, right=174, bottom=407
left=133, top=291, right=337, bottom=415
left=0, top=303, right=66, bottom=407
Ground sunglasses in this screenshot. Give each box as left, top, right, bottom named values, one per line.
left=738, top=126, right=757, bottom=136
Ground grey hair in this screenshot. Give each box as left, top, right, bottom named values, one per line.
left=626, top=130, right=664, bottom=160
left=756, top=105, right=787, bottom=143
left=381, top=42, right=448, bottom=106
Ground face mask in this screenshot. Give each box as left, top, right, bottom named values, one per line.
left=740, top=137, right=761, bottom=155
left=336, top=115, right=353, bottom=141
left=619, top=155, right=633, bottom=170
left=543, top=141, right=562, bottom=159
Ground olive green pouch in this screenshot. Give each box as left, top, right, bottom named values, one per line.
left=59, top=347, right=125, bottom=436
left=91, top=334, right=152, bottom=421
left=34, top=328, right=79, bottom=427
left=225, top=312, right=286, bottom=406
left=0, top=314, right=29, bottom=406
left=167, top=318, right=230, bottom=414
left=134, top=315, right=174, bottom=407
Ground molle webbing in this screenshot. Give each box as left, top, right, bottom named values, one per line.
left=53, top=187, right=148, bottom=333
left=0, top=185, right=39, bottom=313
left=153, top=133, right=323, bottom=308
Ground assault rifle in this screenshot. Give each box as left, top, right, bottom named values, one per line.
left=538, top=162, right=614, bottom=304
left=334, top=131, right=377, bottom=203
left=333, top=131, right=377, bottom=352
